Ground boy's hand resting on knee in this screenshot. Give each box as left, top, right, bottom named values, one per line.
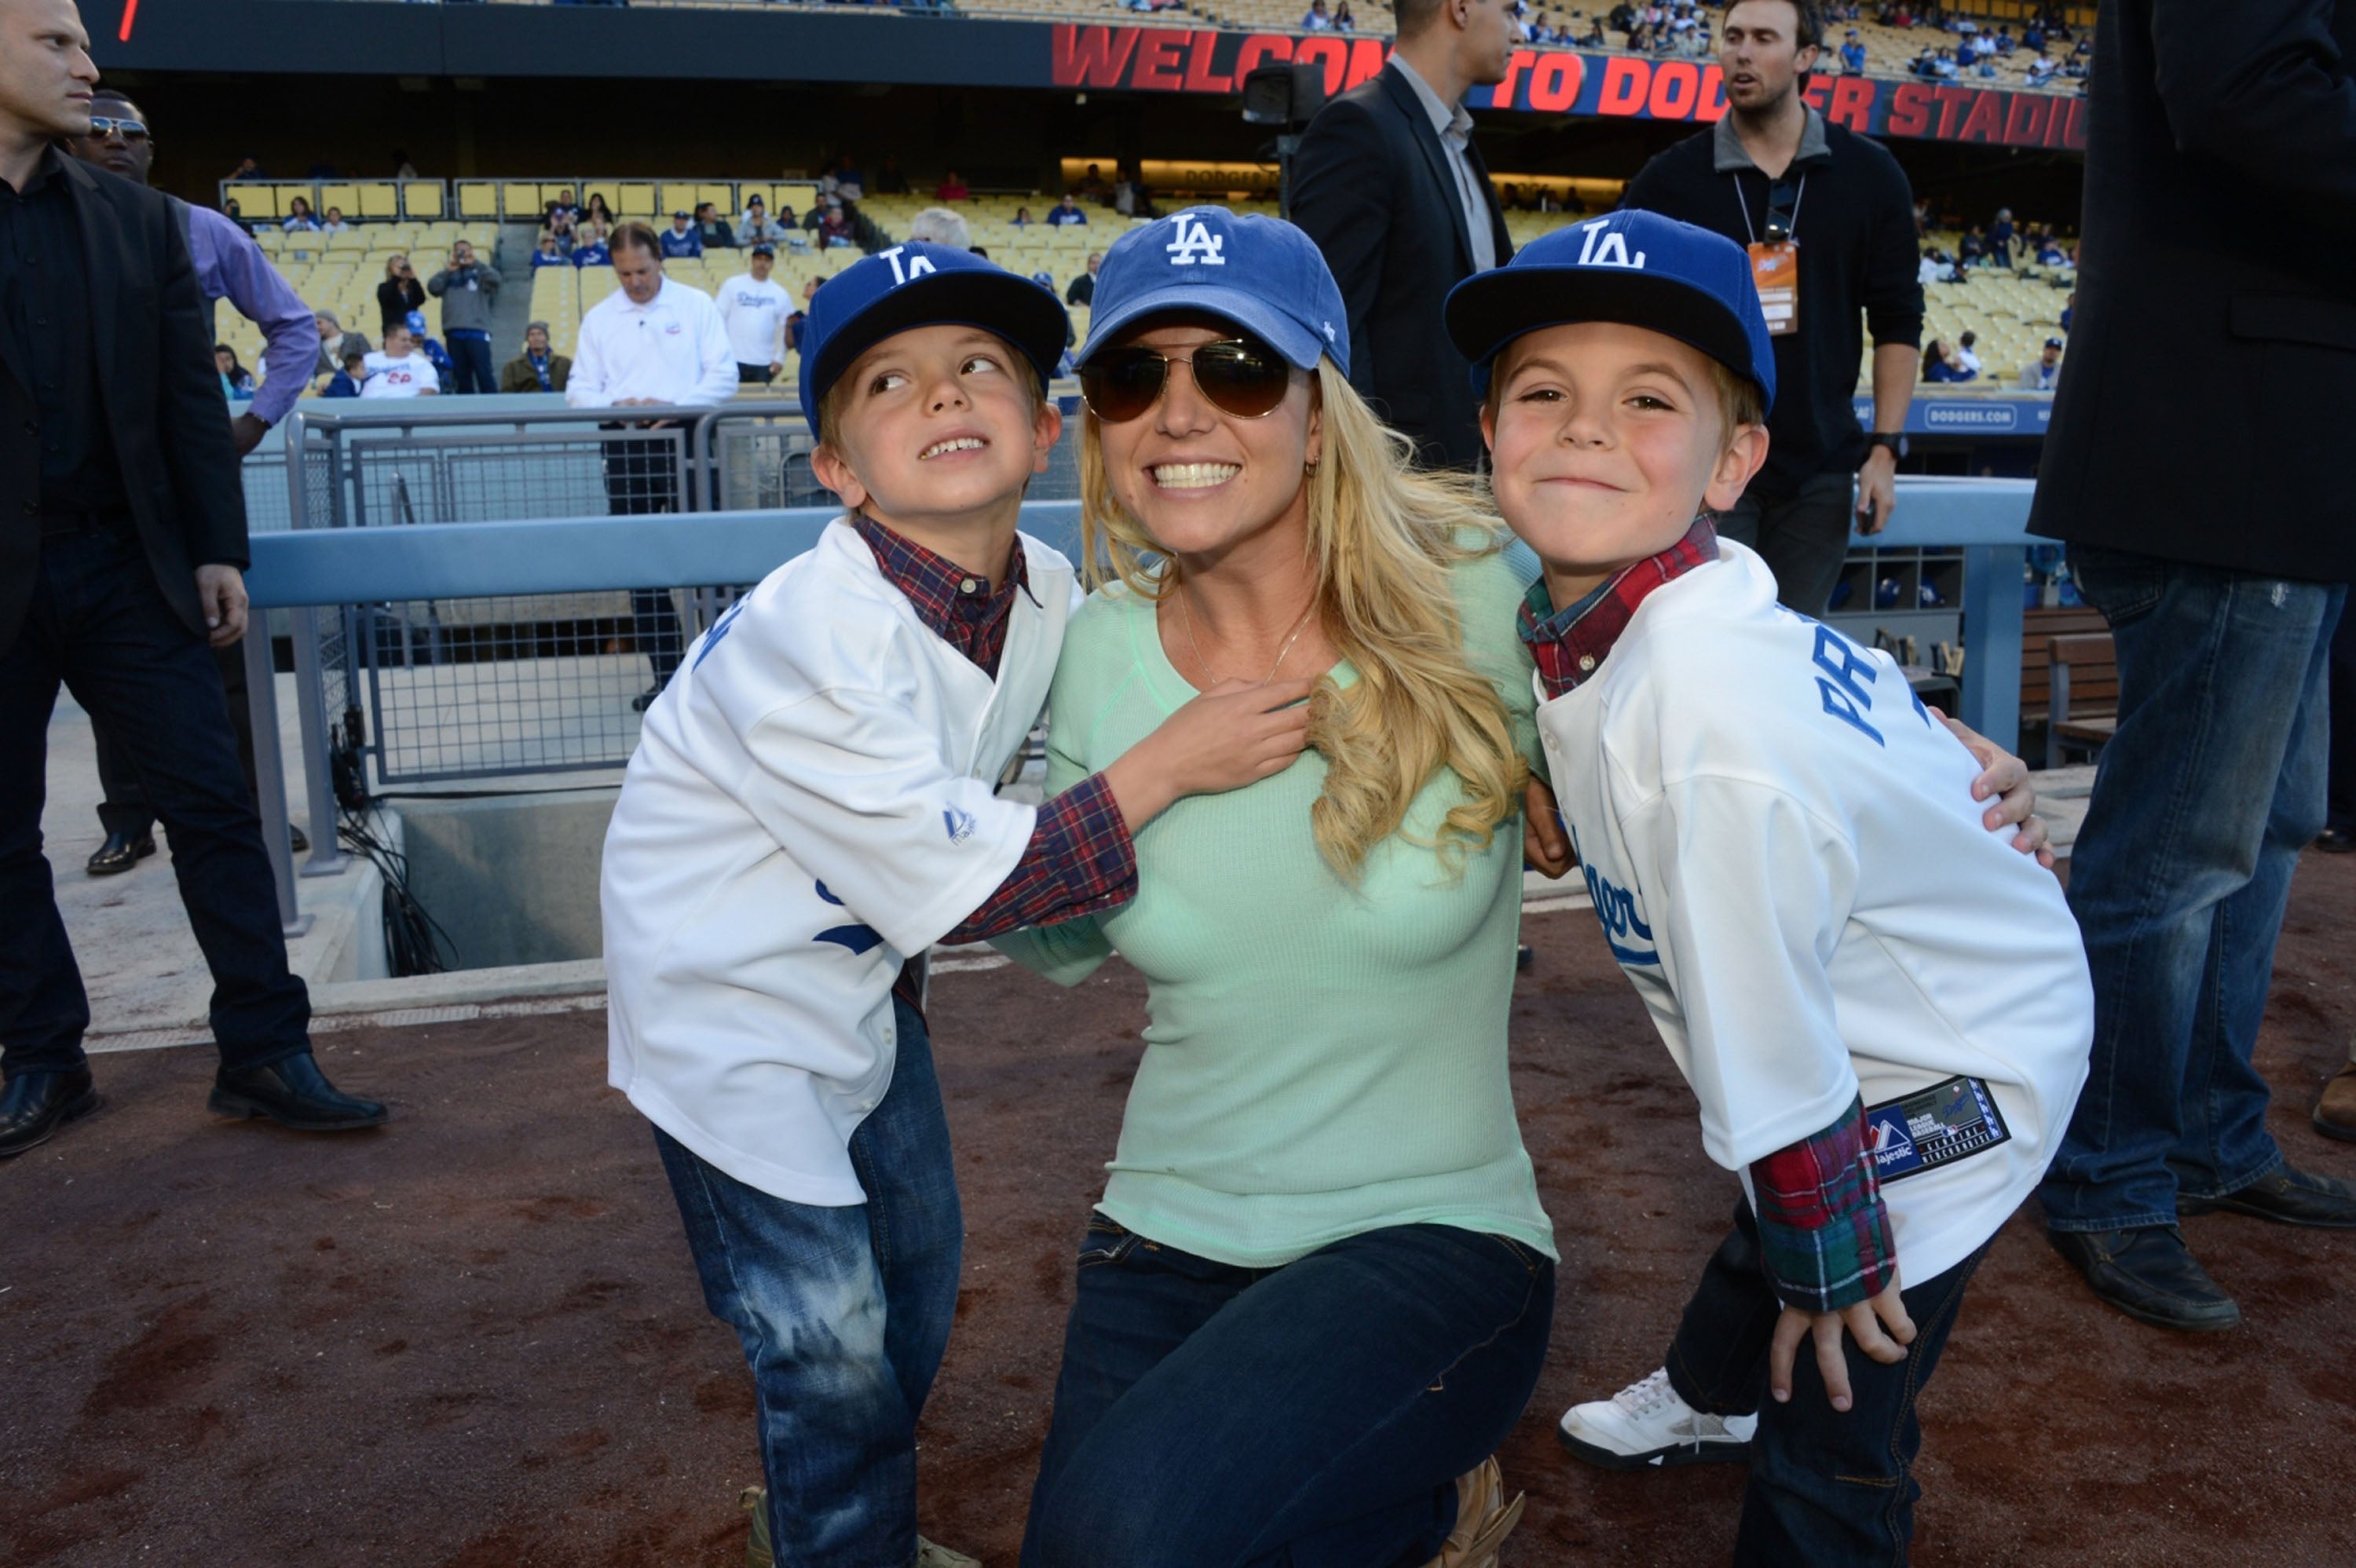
left=1103, top=678, right=1316, bottom=829
left=1770, top=1277, right=1915, bottom=1413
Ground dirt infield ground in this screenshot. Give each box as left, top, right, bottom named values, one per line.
left=4, top=856, right=2354, bottom=1567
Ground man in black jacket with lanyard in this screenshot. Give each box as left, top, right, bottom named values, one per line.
left=0, top=0, right=384, bottom=1157
left=2031, top=0, right=2356, bottom=1332
left=1290, top=0, right=1517, bottom=470
left=1621, top=0, right=1921, bottom=613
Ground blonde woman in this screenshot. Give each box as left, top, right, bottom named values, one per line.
left=1001, top=209, right=2043, bottom=1568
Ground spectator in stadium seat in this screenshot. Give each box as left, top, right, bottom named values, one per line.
left=821, top=152, right=865, bottom=201
left=934, top=170, right=971, bottom=202
left=785, top=276, right=821, bottom=354
left=718, top=243, right=791, bottom=385
left=738, top=195, right=784, bottom=247
left=2033, top=0, right=2356, bottom=1329
left=319, top=205, right=350, bottom=234
left=1337, top=2, right=1357, bottom=30
left=393, top=149, right=418, bottom=179
left=2059, top=289, right=2075, bottom=333
left=225, top=153, right=262, bottom=181
left=2037, top=235, right=2070, bottom=267
left=584, top=191, right=614, bottom=230
left=1618, top=0, right=1923, bottom=612
left=281, top=196, right=319, bottom=232
left=1046, top=192, right=1088, bottom=226
left=213, top=345, right=255, bottom=400
left=1010, top=203, right=1034, bottom=227
left=313, top=312, right=370, bottom=381
left=695, top=201, right=735, bottom=250
left=403, top=309, right=457, bottom=393
left=1066, top=250, right=1102, bottom=306
left=378, top=252, right=425, bottom=334
left=661, top=210, right=703, bottom=259
left=547, top=187, right=580, bottom=224
left=322, top=350, right=368, bottom=399
left=1303, top=0, right=1333, bottom=27
left=500, top=321, right=571, bottom=394
left=1290, top=0, right=1514, bottom=471
left=1838, top=27, right=1864, bottom=71
left=1988, top=207, right=2018, bottom=266
left=1958, top=223, right=1987, bottom=267
left=817, top=196, right=856, bottom=250
left=426, top=237, right=503, bottom=395
left=1920, top=338, right=1974, bottom=382
left=2017, top=336, right=2062, bottom=390
left=565, top=221, right=735, bottom=711
left=532, top=234, right=567, bottom=269
left=1953, top=327, right=1982, bottom=375
left=360, top=320, right=438, bottom=399
left=906, top=206, right=974, bottom=250
left=573, top=232, right=612, bottom=268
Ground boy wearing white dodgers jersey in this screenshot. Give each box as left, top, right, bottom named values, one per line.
left=1446, top=211, right=2092, bottom=1563
left=602, top=243, right=1309, bottom=1568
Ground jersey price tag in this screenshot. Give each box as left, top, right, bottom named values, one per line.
left=1865, top=1075, right=2010, bottom=1183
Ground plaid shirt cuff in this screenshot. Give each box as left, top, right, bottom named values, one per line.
left=1750, top=1096, right=1898, bottom=1314
left=939, top=772, right=1137, bottom=945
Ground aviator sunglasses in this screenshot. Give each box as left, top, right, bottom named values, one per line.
left=1080, top=337, right=1293, bottom=424
left=87, top=116, right=149, bottom=142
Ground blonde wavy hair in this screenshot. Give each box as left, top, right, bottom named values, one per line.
left=1081, top=360, right=1527, bottom=878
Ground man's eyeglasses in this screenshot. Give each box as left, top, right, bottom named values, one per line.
left=87, top=116, right=148, bottom=142
left=1080, top=338, right=1294, bottom=424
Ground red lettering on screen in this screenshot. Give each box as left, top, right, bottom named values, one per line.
left=1696, top=64, right=1729, bottom=122
left=1530, top=52, right=1584, bottom=113
left=1800, top=75, right=1831, bottom=112
left=2002, top=93, right=2047, bottom=144
left=1129, top=29, right=1188, bottom=91
left=1931, top=85, right=1973, bottom=138
left=1647, top=60, right=1701, bottom=119
left=1183, top=31, right=1233, bottom=93
left=1598, top=57, right=1650, bottom=115
left=1957, top=89, right=2003, bottom=143
left=1232, top=33, right=1293, bottom=79
left=1295, top=35, right=1348, bottom=96
left=1345, top=37, right=1388, bottom=87
left=1886, top=82, right=1932, bottom=137
left=2060, top=97, right=2088, bottom=149
left=1050, top=25, right=1141, bottom=88
left=1496, top=49, right=1535, bottom=104
left=1827, top=75, right=1874, bottom=131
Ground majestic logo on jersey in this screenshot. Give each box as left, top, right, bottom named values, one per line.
left=1871, top=1116, right=1915, bottom=1170
left=1573, top=220, right=1648, bottom=271
left=1164, top=215, right=1227, bottom=267
left=878, top=245, right=939, bottom=287
left=812, top=879, right=885, bottom=955
left=943, top=806, right=977, bottom=845
left=1571, top=826, right=1659, bottom=967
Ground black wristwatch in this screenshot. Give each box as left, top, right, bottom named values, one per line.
left=1866, top=432, right=1907, bottom=458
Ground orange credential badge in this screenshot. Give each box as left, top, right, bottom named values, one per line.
left=1747, top=240, right=1799, bottom=337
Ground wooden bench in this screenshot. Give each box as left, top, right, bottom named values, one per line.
left=2045, top=631, right=2119, bottom=767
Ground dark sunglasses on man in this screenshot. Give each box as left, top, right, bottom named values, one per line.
left=1080, top=335, right=1293, bottom=425
left=87, top=115, right=148, bottom=142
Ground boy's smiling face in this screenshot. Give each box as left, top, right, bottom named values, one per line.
left=810, top=323, right=1061, bottom=558
left=1482, top=320, right=1768, bottom=605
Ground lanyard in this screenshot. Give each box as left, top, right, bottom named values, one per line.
left=1732, top=170, right=1808, bottom=246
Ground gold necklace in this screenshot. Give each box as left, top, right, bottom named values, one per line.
left=1180, top=581, right=1319, bottom=687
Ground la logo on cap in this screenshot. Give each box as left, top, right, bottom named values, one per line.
left=1573, top=219, right=1647, bottom=271
left=1165, top=214, right=1227, bottom=268
left=879, top=245, right=939, bottom=286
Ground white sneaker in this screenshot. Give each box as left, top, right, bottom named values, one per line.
left=1557, top=1367, right=1757, bottom=1470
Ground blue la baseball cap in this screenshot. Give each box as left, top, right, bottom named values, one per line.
left=1077, top=207, right=1348, bottom=376
left=1444, top=210, right=1776, bottom=413
left=798, top=242, right=1070, bottom=437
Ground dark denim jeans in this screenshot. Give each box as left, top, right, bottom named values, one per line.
left=1715, top=468, right=1857, bottom=617
left=1665, top=1201, right=1988, bottom=1567
left=0, top=525, right=310, bottom=1077
left=653, top=998, right=960, bottom=1568
left=1020, top=1215, right=1555, bottom=1568
left=445, top=331, right=496, bottom=394
left=599, top=431, right=686, bottom=685
left=2039, top=545, right=2344, bottom=1231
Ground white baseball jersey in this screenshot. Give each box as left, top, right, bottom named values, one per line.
left=1534, top=542, right=2092, bottom=1284
left=603, top=518, right=1078, bottom=1205
left=357, top=349, right=435, bottom=398
left=565, top=273, right=737, bottom=409
left=717, top=273, right=792, bottom=367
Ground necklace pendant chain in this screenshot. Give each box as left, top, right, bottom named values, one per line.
left=1180, top=582, right=1319, bottom=688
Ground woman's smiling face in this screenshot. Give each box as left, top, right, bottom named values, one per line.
left=1093, top=316, right=1321, bottom=568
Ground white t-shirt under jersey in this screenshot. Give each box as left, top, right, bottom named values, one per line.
left=717, top=273, right=792, bottom=368
left=1533, top=540, right=2093, bottom=1284
left=602, top=519, right=1078, bottom=1207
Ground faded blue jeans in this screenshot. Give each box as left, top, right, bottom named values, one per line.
left=653, top=997, right=961, bottom=1568
left=2039, top=545, right=2345, bottom=1232
left=1021, top=1214, right=1555, bottom=1568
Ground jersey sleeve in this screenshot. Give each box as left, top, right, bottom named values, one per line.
left=734, top=686, right=1038, bottom=959
left=1628, top=774, right=1864, bottom=1171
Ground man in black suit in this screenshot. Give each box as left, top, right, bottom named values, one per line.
left=1289, top=0, right=1516, bottom=470
left=0, top=0, right=385, bottom=1156
left=2032, top=0, right=2356, bottom=1331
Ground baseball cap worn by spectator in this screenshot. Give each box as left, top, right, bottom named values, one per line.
left=750, top=242, right=775, bottom=258
left=1443, top=209, right=1776, bottom=411
left=797, top=241, right=1070, bottom=439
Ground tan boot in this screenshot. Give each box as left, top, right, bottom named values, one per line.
left=740, top=1486, right=983, bottom=1568
left=1420, top=1456, right=1525, bottom=1568
left=915, top=1540, right=983, bottom=1567
left=2316, top=1063, right=2356, bottom=1143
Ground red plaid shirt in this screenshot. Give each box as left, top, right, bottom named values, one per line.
left=855, top=516, right=1137, bottom=959
left=1520, top=515, right=1893, bottom=1311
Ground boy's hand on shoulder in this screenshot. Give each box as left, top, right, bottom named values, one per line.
left=1769, top=1277, right=1915, bottom=1413
left=1931, top=706, right=2054, bottom=869
left=1103, top=677, right=1317, bottom=830
left=1523, top=777, right=1575, bottom=879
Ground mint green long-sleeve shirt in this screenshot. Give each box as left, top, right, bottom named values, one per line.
left=996, top=546, right=1558, bottom=1269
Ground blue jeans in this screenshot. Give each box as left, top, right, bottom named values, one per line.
left=653, top=998, right=961, bottom=1568
left=1666, top=1202, right=1988, bottom=1566
left=445, top=331, right=496, bottom=394
left=2039, top=545, right=2345, bottom=1231
left=1021, top=1215, right=1555, bottom=1568
left=1, top=525, right=310, bottom=1076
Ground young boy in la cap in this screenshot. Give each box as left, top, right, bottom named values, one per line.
left=1446, top=210, right=2094, bottom=1561
left=602, top=240, right=1312, bottom=1568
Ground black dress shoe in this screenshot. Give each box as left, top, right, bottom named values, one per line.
left=2048, top=1226, right=2240, bottom=1332
left=2314, top=826, right=2356, bottom=853
left=0, top=1068, right=101, bottom=1157
left=210, top=1051, right=389, bottom=1132
left=2178, top=1165, right=2356, bottom=1228
left=291, top=824, right=310, bottom=854
left=86, top=830, right=155, bottom=876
